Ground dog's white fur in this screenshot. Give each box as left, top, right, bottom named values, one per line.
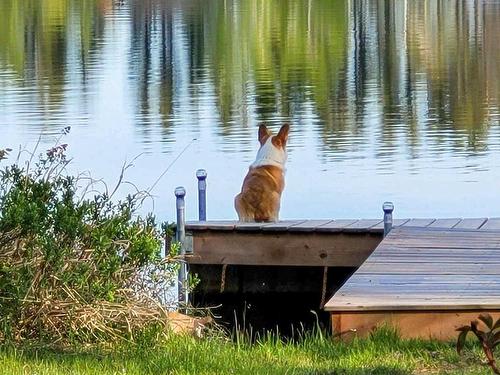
left=250, top=137, right=287, bottom=169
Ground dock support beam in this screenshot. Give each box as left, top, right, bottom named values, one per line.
left=196, top=169, right=207, bottom=221
left=383, top=202, right=394, bottom=237
left=175, top=186, right=188, bottom=309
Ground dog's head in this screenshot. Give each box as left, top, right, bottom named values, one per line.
left=252, top=123, right=290, bottom=168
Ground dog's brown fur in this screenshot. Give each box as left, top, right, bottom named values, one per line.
left=235, top=124, right=289, bottom=222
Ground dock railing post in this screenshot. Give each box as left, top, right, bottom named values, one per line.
left=175, top=186, right=188, bottom=309
left=196, top=169, right=207, bottom=221
left=383, top=202, right=394, bottom=237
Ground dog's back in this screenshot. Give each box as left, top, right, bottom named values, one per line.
left=234, top=165, right=284, bottom=222
left=235, top=124, right=289, bottom=222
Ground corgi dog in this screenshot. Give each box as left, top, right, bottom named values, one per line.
left=235, top=124, right=290, bottom=222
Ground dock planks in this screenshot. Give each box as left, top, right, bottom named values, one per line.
left=186, top=217, right=496, bottom=234
left=325, top=226, right=500, bottom=339
left=185, top=218, right=500, bottom=267
left=325, top=226, right=500, bottom=311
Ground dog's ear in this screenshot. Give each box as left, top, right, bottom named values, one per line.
left=258, top=124, right=271, bottom=145
left=275, top=123, right=290, bottom=146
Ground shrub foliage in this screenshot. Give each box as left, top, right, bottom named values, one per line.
left=0, top=145, right=177, bottom=345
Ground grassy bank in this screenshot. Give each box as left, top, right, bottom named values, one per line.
left=0, top=329, right=492, bottom=375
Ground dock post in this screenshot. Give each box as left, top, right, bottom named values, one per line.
left=175, top=186, right=188, bottom=309
left=383, top=202, right=394, bottom=237
left=196, top=169, right=207, bottom=221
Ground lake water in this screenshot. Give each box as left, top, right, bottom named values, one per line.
left=1, top=0, right=499, bottom=222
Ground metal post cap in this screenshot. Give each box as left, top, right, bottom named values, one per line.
left=383, top=201, right=394, bottom=213
left=196, top=169, right=207, bottom=180
left=175, top=186, right=186, bottom=197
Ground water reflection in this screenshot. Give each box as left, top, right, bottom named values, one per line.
left=0, top=0, right=499, bottom=218
left=124, top=0, right=500, bottom=158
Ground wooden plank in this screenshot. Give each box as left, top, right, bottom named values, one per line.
left=331, top=294, right=500, bottom=303
left=380, top=239, right=500, bottom=250
left=327, top=297, right=500, bottom=311
left=428, top=218, right=461, bottom=228
left=325, top=227, right=500, bottom=312
left=338, top=286, right=500, bottom=295
left=356, top=263, right=500, bottom=275
left=480, top=218, right=500, bottom=231
left=368, top=247, right=500, bottom=257
left=187, top=232, right=381, bottom=267
left=287, top=220, right=334, bottom=232
left=234, top=222, right=267, bottom=231
left=327, top=293, right=500, bottom=300
left=332, top=311, right=500, bottom=340
left=346, top=277, right=500, bottom=287
left=315, top=220, right=359, bottom=233
left=453, top=218, right=487, bottom=230
left=348, top=274, right=500, bottom=283
left=332, top=294, right=500, bottom=303
left=186, top=221, right=236, bottom=231
left=185, top=221, right=210, bottom=230
left=369, top=246, right=500, bottom=254
left=342, top=219, right=383, bottom=233
left=369, top=218, right=410, bottom=233
left=401, top=218, right=436, bottom=227
left=387, top=226, right=500, bottom=237
left=261, top=220, right=307, bottom=232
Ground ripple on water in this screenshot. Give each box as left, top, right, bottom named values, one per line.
left=1, top=0, right=500, bottom=218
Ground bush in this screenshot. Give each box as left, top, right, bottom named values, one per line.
left=0, top=142, right=178, bottom=346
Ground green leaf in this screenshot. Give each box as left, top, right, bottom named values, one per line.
left=457, top=327, right=470, bottom=354
left=492, top=331, right=500, bottom=348
left=475, top=330, right=488, bottom=343
left=492, top=317, right=500, bottom=331
left=478, top=314, right=494, bottom=330
left=471, top=320, right=480, bottom=331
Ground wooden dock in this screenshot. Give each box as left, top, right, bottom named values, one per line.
left=184, top=218, right=500, bottom=338
left=185, top=217, right=499, bottom=267
left=325, top=226, right=500, bottom=340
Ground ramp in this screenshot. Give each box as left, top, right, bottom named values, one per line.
left=325, top=226, right=500, bottom=339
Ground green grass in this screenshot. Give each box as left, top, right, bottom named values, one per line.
left=0, top=329, right=493, bottom=375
